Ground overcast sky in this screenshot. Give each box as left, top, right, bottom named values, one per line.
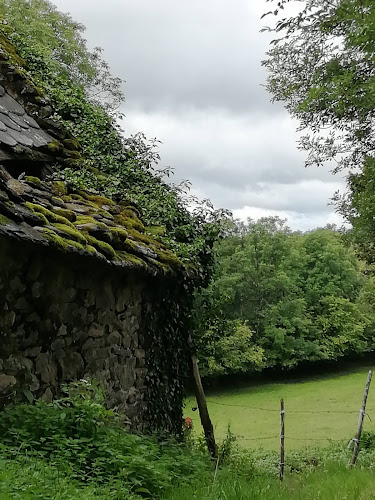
left=53, top=0, right=346, bottom=230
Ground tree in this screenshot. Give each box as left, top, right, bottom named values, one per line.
left=195, top=219, right=373, bottom=375
left=262, top=0, right=375, bottom=262
left=0, top=0, right=124, bottom=113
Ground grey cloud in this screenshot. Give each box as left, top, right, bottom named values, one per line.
left=54, top=0, right=277, bottom=115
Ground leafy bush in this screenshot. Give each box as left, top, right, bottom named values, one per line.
left=0, top=382, right=211, bottom=498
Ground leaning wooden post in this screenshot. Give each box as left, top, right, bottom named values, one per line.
left=188, top=334, right=218, bottom=459
left=280, top=398, right=285, bottom=481
left=350, top=369, right=373, bottom=467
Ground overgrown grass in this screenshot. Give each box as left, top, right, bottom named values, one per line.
left=185, top=364, right=375, bottom=449
left=3, top=373, right=375, bottom=499
left=164, top=463, right=375, bottom=500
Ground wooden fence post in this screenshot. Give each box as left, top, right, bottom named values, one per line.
left=280, top=398, right=285, bottom=481
left=188, top=335, right=218, bottom=459
left=350, top=369, right=373, bottom=467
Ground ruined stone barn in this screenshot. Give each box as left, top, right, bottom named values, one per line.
left=0, top=44, right=190, bottom=432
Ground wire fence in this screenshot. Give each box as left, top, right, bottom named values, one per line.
left=187, top=374, right=375, bottom=450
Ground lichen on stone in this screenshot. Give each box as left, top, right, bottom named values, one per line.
left=0, top=214, right=12, bottom=225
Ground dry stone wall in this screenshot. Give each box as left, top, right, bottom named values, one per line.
left=0, top=236, right=155, bottom=429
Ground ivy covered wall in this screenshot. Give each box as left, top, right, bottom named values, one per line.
left=0, top=236, right=190, bottom=432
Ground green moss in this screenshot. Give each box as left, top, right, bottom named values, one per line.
left=24, top=176, right=41, bottom=186
left=62, top=149, right=81, bottom=159
left=47, top=139, right=61, bottom=152
left=154, top=248, right=183, bottom=268
left=52, top=223, right=88, bottom=244
left=51, top=181, right=67, bottom=197
left=85, top=234, right=117, bottom=259
left=77, top=192, right=116, bottom=207
left=114, top=214, right=145, bottom=233
left=24, top=202, right=74, bottom=227
left=0, top=33, right=25, bottom=68
left=73, top=215, right=96, bottom=225
left=116, top=250, right=147, bottom=268
left=63, top=138, right=80, bottom=150
left=73, top=216, right=108, bottom=231
left=41, top=228, right=68, bottom=250
left=127, top=228, right=164, bottom=249
left=0, top=214, right=12, bottom=225
left=68, top=194, right=85, bottom=202
left=51, top=208, right=76, bottom=222
left=65, top=239, right=86, bottom=252
left=146, top=225, right=166, bottom=237
left=109, top=227, right=128, bottom=240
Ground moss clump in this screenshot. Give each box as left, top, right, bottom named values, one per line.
left=127, top=228, right=164, bottom=249
left=68, top=194, right=85, bottom=202
left=24, top=202, right=74, bottom=227
left=51, top=207, right=76, bottom=222
left=65, top=239, right=86, bottom=252
left=73, top=215, right=96, bottom=225
left=109, top=227, right=128, bottom=240
left=47, top=139, right=61, bottom=152
left=63, top=138, right=80, bottom=150
left=85, top=234, right=117, bottom=259
left=116, top=250, right=147, bottom=268
left=24, top=176, right=41, bottom=186
left=114, top=213, right=145, bottom=233
left=154, top=248, right=183, bottom=268
left=52, top=223, right=88, bottom=244
left=0, top=32, right=25, bottom=68
left=62, top=149, right=81, bottom=159
left=146, top=225, right=166, bottom=237
left=77, top=192, right=116, bottom=208
left=51, top=181, right=67, bottom=197
left=0, top=214, right=12, bottom=225
left=41, top=228, right=68, bottom=250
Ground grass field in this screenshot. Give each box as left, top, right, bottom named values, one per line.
left=184, top=364, right=375, bottom=450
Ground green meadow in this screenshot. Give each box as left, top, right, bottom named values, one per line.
left=184, top=364, right=375, bottom=450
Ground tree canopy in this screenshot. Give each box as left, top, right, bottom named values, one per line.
left=195, top=218, right=374, bottom=376
left=262, top=0, right=375, bottom=263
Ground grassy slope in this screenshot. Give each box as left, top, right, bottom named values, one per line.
left=185, top=364, right=375, bottom=449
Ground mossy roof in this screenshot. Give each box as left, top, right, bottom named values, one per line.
left=0, top=32, right=183, bottom=276
left=0, top=170, right=183, bottom=274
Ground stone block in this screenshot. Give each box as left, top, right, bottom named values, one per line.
left=0, top=373, right=16, bottom=392
left=88, top=322, right=104, bottom=338
left=59, top=352, right=84, bottom=380
left=35, top=352, right=57, bottom=385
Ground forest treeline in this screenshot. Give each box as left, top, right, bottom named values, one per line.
left=194, top=218, right=375, bottom=377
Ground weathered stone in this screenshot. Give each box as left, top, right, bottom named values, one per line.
left=88, top=322, right=104, bottom=338
left=51, top=338, right=65, bottom=351
left=28, top=374, right=40, bottom=392
left=35, top=352, right=57, bottom=385
left=96, top=283, right=115, bottom=310
left=57, top=324, right=68, bottom=336
left=41, top=387, right=53, bottom=403
left=24, top=345, right=41, bottom=357
left=0, top=373, right=16, bottom=391
left=107, top=330, right=121, bottom=345
left=59, top=352, right=84, bottom=380
left=4, top=310, right=15, bottom=327
left=31, top=282, right=42, bottom=299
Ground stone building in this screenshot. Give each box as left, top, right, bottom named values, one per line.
left=0, top=39, right=189, bottom=432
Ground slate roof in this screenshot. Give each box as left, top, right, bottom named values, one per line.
left=0, top=84, right=53, bottom=150
left=0, top=35, right=183, bottom=276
